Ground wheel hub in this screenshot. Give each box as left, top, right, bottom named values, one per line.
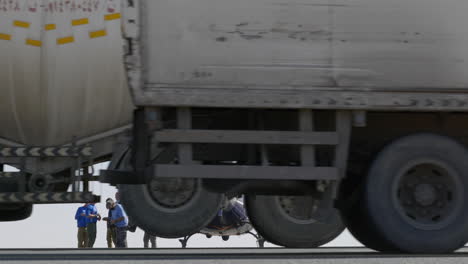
left=148, top=178, right=197, bottom=208
left=277, top=196, right=319, bottom=224
left=413, top=183, right=437, bottom=207
left=395, top=162, right=460, bottom=230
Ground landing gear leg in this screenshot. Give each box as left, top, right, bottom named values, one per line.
left=248, top=231, right=265, bottom=248
left=257, top=237, right=265, bottom=248
left=179, top=234, right=194, bottom=248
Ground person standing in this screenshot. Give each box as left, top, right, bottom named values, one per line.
left=115, top=191, right=137, bottom=233
left=75, top=204, right=89, bottom=248
left=143, top=232, right=157, bottom=248
left=109, top=198, right=129, bottom=248
left=102, top=198, right=117, bottom=248
left=86, top=203, right=101, bottom=248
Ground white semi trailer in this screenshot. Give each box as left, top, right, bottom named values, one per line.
left=101, top=0, right=468, bottom=254
left=0, top=0, right=133, bottom=218
left=3, top=0, right=468, bottom=254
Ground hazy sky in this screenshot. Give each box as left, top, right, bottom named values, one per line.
left=0, top=165, right=361, bottom=249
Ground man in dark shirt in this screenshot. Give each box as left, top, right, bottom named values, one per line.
left=75, top=205, right=89, bottom=248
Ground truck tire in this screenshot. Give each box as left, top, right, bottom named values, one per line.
left=364, top=133, right=468, bottom=253
left=0, top=181, right=33, bottom=221
left=245, top=194, right=344, bottom=247
left=0, top=204, right=33, bottom=221
left=119, top=179, right=224, bottom=238
left=341, top=191, right=397, bottom=252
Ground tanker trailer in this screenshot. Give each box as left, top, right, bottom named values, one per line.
left=0, top=0, right=133, bottom=220
left=100, top=0, right=468, bottom=253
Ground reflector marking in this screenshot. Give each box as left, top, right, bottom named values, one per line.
left=13, top=20, right=30, bottom=28
left=0, top=33, right=11, bottom=40
left=89, top=29, right=107, bottom=39
left=72, top=18, right=89, bottom=26
left=26, top=39, right=42, bottom=47
left=104, top=13, right=121, bottom=21
left=45, top=24, right=56, bottom=31
left=57, top=36, right=75, bottom=45
left=5, top=15, right=117, bottom=46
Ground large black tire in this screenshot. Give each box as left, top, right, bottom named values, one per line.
left=364, top=133, right=468, bottom=253
left=245, top=195, right=344, bottom=247
left=119, top=180, right=224, bottom=238
left=339, top=171, right=397, bottom=252
left=0, top=179, right=33, bottom=221
left=0, top=204, right=33, bottom=221
left=341, top=190, right=397, bottom=252
left=117, top=146, right=225, bottom=238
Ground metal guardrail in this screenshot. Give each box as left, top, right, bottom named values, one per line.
left=0, top=248, right=467, bottom=262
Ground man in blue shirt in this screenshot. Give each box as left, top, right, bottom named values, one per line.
left=109, top=199, right=129, bottom=248
left=75, top=205, right=89, bottom=248
left=85, top=203, right=101, bottom=248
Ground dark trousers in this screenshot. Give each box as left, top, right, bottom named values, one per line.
left=77, top=227, right=88, bottom=248
left=107, top=227, right=117, bottom=248
left=143, top=233, right=157, bottom=248
left=115, top=226, right=128, bottom=248
left=87, top=222, right=97, bottom=248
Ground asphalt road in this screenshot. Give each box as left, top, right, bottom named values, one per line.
left=0, top=247, right=467, bottom=264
